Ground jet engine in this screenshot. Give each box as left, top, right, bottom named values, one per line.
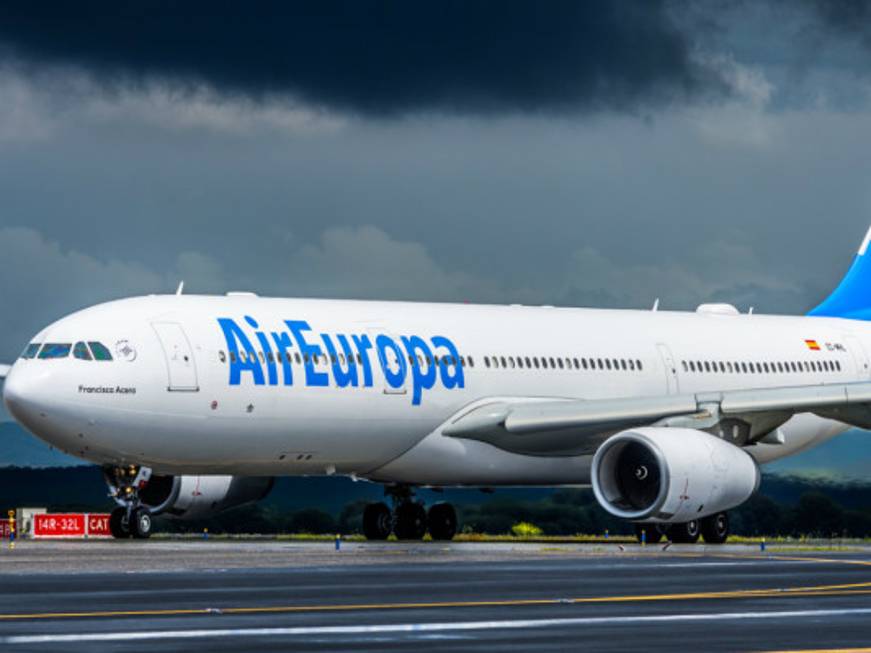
left=591, top=427, right=759, bottom=523
left=138, top=475, right=274, bottom=519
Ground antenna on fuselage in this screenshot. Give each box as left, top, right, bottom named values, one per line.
left=652, top=298, right=659, bottom=312
left=175, top=281, right=185, bottom=296
left=748, top=306, right=754, bottom=314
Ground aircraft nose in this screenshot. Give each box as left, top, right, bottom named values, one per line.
left=3, top=363, right=50, bottom=429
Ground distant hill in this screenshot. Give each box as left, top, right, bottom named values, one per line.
left=765, top=429, right=871, bottom=480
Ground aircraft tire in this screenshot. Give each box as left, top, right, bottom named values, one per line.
left=669, top=519, right=701, bottom=544
left=394, top=502, right=427, bottom=540
left=363, top=502, right=392, bottom=540
left=700, top=512, right=729, bottom=544
left=129, top=507, right=153, bottom=539
left=427, top=503, right=457, bottom=541
left=109, top=507, right=131, bottom=539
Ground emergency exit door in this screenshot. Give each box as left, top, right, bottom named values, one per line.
left=656, top=343, right=679, bottom=394
left=152, top=322, right=199, bottom=391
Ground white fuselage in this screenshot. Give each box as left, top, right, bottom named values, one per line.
left=2, top=295, right=862, bottom=486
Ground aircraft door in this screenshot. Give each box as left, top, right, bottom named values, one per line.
left=152, top=322, right=200, bottom=391
left=845, top=334, right=870, bottom=380
left=656, top=343, right=679, bottom=394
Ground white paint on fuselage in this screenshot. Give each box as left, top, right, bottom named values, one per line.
left=2, top=295, right=866, bottom=484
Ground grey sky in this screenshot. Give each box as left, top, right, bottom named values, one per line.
left=1, top=0, right=871, bottom=370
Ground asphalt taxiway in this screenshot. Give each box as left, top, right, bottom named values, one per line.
left=1, top=541, right=870, bottom=652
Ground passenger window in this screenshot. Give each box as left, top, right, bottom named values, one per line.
left=526, top=357, right=532, bottom=368
left=218, top=350, right=226, bottom=363
left=629, top=359, right=635, bottom=370
left=509, top=357, right=516, bottom=368
left=485, top=356, right=491, bottom=368
left=74, top=342, right=92, bottom=361
left=573, top=358, right=579, bottom=369
left=557, top=358, right=564, bottom=369
left=468, top=356, right=475, bottom=368
left=726, top=362, right=733, bottom=373
left=719, top=362, right=726, bottom=373
left=681, top=361, right=688, bottom=372
left=688, top=361, right=695, bottom=372
left=605, top=359, right=612, bottom=370
left=636, top=359, right=642, bottom=371
left=21, top=343, right=41, bottom=359
left=836, top=360, right=842, bottom=371
left=39, top=343, right=72, bottom=359
left=621, top=359, right=627, bottom=370
left=88, top=342, right=113, bottom=361
left=704, top=361, right=710, bottom=372
left=501, top=356, right=507, bottom=368
left=582, top=358, right=589, bottom=370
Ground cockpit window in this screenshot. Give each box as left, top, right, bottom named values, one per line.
left=73, top=342, right=92, bottom=361
left=38, top=343, right=71, bottom=359
left=88, top=342, right=113, bottom=361
left=21, top=343, right=41, bottom=359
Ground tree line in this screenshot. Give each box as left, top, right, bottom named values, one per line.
left=3, top=466, right=871, bottom=537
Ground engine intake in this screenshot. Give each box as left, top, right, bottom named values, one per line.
left=139, top=475, right=274, bottom=519
left=591, top=427, right=760, bottom=523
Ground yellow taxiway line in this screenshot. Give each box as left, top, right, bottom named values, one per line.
left=0, top=552, right=868, bottom=622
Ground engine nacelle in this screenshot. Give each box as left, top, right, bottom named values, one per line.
left=591, top=427, right=760, bottom=523
left=139, top=475, right=274, bottom=519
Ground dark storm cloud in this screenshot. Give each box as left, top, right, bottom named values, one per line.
left=803, top=0, right=871, bottom=36
left=0, top=0, right=724, bottom=115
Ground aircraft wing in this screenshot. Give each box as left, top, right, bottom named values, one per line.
left=441, top=381, right=871, bottom=456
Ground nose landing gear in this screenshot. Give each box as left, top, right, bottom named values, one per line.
left=362, top=486, right=458, bottom=541
left=104, top=465, right=154, bottom=539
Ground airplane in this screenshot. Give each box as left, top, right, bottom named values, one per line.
left=4, top=227, right=871, bottom=543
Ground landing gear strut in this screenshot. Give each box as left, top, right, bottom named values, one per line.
left=104, top=465, right=154, bottom=539
left=361, top=486, right=458, bottom=541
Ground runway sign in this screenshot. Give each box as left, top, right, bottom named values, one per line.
left=32, top=513, right=111, bottom=539
left=86, top=513, right=111, bottom=537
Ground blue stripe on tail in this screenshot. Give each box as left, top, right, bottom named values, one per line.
left=809, top=227, right=871, bottom=320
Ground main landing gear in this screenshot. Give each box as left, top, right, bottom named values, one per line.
left=634, top=512, right=729, bottom=545
left=363, top=486, right=458, bottom=541
left=103, top=465, right=154, bottom=539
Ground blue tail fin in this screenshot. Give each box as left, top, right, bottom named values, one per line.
left=810, top=226, right=871, bottom=320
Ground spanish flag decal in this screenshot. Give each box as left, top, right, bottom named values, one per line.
left=805, top=339, right=821, bottom=351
